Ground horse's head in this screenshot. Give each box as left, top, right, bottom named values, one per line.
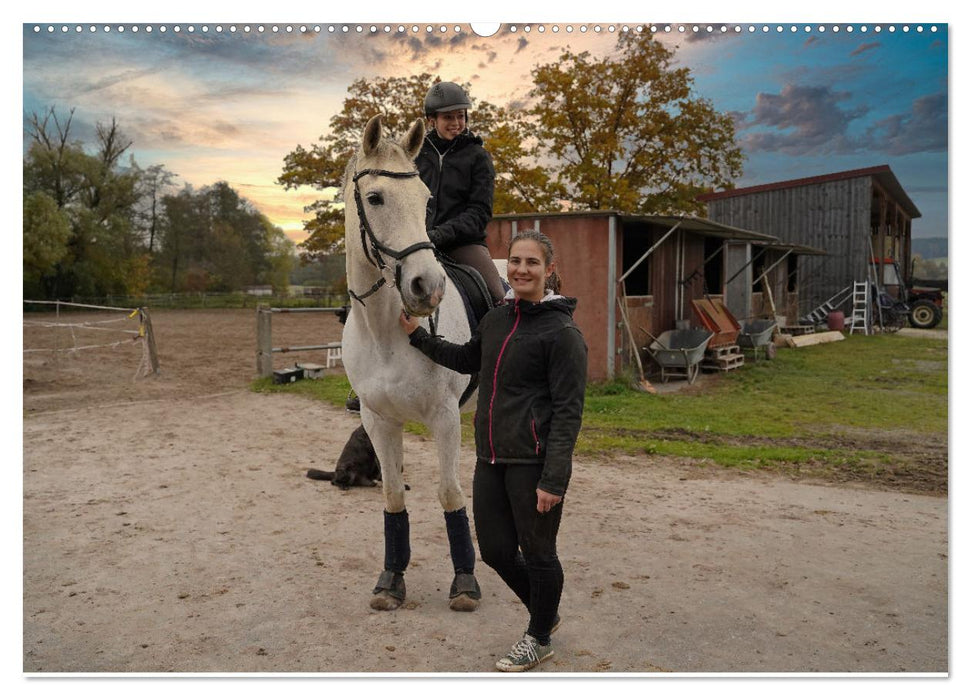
left=345, top=115, right=445, bottom=317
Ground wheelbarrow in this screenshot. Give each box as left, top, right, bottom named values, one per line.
left=736, top=319, right=778, bottom=362
left=644, top=328, right=714, bottom=384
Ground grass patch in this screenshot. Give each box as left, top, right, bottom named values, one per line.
left=253, top=373, right=351, bottom=405
left=252, top=332, right=947, bottom=490
left=632, top=334, right=948, bottom=436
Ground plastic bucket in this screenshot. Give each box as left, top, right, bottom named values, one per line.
left=827, top=311, right=845, bottom=331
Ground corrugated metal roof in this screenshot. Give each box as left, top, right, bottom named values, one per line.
left=697, top=164, right=922, bottom=218
left=756, top=241, right=829, bottom=256
left=491, top=210, right=780, bottom=243
left=620, top=213, right=780, bottom=243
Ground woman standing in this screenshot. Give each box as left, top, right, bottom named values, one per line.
left=400, top=230, right=587, bottom=672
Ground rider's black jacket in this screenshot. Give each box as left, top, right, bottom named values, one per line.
left=415, top=130, right=495, bottom=252
left=407, top=294, right=587, bottom=497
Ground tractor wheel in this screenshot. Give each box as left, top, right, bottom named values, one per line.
left=909, top=300, right=943, bottom=329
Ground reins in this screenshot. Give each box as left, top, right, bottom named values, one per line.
left=348, top=168, right=437, bottom=307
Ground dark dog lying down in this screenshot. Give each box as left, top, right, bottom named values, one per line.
left=307, top=424, right=409, bottom=490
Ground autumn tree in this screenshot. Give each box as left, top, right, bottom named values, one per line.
left=281, top=33, right=743, bottom=255
left=279, top=73, right=549, bottom=256
left=278, top=74, right=437, bottom=257
left=472, top=102, right=565, bottom=213
left=528, top=31, right=743, bottom=214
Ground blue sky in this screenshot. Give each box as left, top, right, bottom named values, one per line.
left=20, top=18, right=949, bottom=245
left=683, top=26, right=947, bottom=233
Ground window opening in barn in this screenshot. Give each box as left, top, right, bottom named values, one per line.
left=621, top=224, right=653, bottom=296
left=787, top=255, right=798, bottom=293
left=703, top=237, right=724, bottom=295
left=751, top=254, right=765, bottom=294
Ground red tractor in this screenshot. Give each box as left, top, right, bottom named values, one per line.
left=906, top=279, right=946, bottom=329
left=874, top=258, right=946, bottom=329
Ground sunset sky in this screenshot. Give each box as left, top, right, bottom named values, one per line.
left=21, top=17, right=949, bottom=248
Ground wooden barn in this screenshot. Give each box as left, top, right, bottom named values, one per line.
left=725, top=239, right=828, bottom=325
left=698, top=164, right=921, bottom=321
left=485, top=211, right=817, bottom=382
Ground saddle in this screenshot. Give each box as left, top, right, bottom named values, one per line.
left=436, top=253, right=496, bottom=407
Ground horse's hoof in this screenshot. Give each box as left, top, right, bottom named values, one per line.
left=370, top=592, right=403, bottom=611
left=448, top=572, right=481, bottom=611
left=370, top=570, right=405, bottom=610
left=448, top=593, right=479, bottom=612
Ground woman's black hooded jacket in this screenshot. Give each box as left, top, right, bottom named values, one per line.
left=415, top=130, right=495, bottom=252
left=407, top=294, right=587, bottom=497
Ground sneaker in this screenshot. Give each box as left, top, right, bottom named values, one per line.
left=495, top=635, right=554, bottom=672
left=345, top=395, right=360, bottom=413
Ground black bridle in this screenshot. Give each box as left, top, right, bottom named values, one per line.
left=348, top=168, right=437, bottom=306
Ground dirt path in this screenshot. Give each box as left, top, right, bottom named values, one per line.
left=22, top=310, right=948, bottom=673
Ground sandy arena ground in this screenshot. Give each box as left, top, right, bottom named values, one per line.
left=21, top=309, right=948, bottom=674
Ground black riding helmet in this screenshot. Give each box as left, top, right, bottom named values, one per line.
left=424, top=82, right=472, bottom=116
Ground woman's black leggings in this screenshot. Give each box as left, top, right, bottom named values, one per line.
left=472, top=460, right=563, bottom=645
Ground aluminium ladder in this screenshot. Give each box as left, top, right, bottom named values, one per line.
left=802, top=284, right=853, bottom=325
left=847, top=281, right=870, bottom=335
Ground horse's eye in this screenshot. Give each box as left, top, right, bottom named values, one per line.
left=366, top=192, right=384, bottom=206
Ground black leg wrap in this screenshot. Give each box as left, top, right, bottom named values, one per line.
left=383, top=509, right=411, bottom=574
left=372, top=570, right=406, bottom=601
left=444, top=507, right=476, bottom=574
left=449, top=572, right=482, bottom=600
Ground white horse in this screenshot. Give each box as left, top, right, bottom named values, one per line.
left=341, top=115, right=481, bottom=612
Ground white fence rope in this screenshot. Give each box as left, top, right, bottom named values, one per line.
left=23, top=300, right=160, bottom=378
left=24, top=299, right=136, bottom=313
left=24, top=316, right=134, bottom=329
left=23, top=338, right=139, bottom=354
left=23, top=324, right=140, bottom=343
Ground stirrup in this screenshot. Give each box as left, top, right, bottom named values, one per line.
left=373, top=570, right=406, bottom=601
left=449, top=572, right=481, bottom=600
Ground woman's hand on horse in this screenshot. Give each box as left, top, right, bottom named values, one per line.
left=536, top=489, right=562, bottom=514
left=399, top=309, right=420, bottom=335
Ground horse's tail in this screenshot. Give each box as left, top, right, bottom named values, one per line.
left=306, top=469, right=336, bottom=481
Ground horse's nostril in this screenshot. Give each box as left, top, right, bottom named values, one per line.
left=411, top=276, right=425, bottom=298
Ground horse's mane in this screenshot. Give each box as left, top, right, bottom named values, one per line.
left=340, top=153, right=359, bottom=204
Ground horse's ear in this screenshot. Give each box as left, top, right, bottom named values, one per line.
left=362, top=115, right=383, bottom=156
left=400, top=119, right=425, bottom=161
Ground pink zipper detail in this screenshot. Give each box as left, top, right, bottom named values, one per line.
left=489, top=300, right=521, bottom=463
left=531, top=419, right=540, bottom=455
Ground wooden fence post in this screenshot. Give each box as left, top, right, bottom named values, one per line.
left=139, top=309, right=160, bottom=375
left=257, top=305, right=273, bottom=377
